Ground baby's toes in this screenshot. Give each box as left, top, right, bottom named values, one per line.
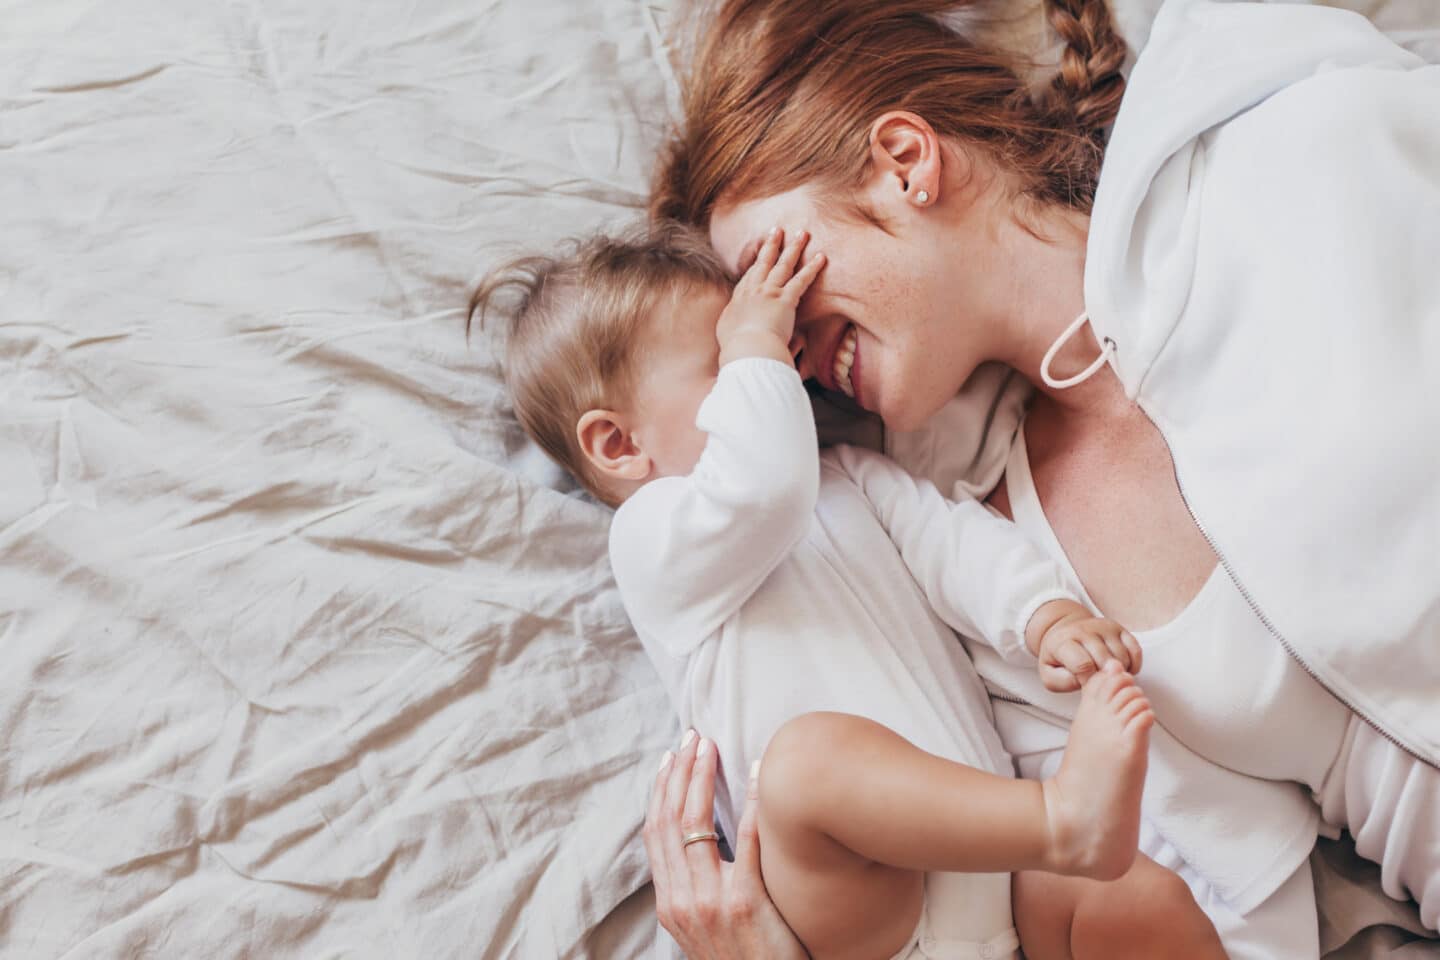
left=1081, top=666, right=1114, bottom=704
left=1109, top=680, right=1144, bottom=711
left=1095, top=661, right=1131, bottom=700
left=1119, top=693, right=1151, bottom=721
left=1120, top=697, right=1155, bottom=737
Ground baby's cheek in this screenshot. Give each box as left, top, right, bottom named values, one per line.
left=659, top=410, right=708, bottom=477
left=660, top=377, right=716, bottom=475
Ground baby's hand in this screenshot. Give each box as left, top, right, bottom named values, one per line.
left=717, top=227, right=825, bottom=367
left=1030, top=599, right=1142, bottom=693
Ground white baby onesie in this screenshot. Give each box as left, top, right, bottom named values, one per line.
left=609, top=358, right=1077, bottom=960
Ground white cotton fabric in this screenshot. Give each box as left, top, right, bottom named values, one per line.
left=883, top=362, right=1032, bottom=503
left=0, top=2, right=686, bottom=955
left=1083, top=0, right=1440, bottom=765
left=938, top=423, right=1440, bottom=946
left=610, top=358, right=1082, bottom=957
left=1320, top=716, right=1440, bottom=931
left=609, top=359, right=1074, bottom=828
left=1135, top=819, right=1322, bottom=960
left=4, top=0, right=1440, bottom=956
left=886, top=881, right=1023, bottom=960
left=978, top=428, right=1338, bottom=917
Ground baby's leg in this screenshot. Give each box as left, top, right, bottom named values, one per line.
left=757, top=671, right=1153, bottom=959
left=756, top=726, right=924, bottom=960
left=1014, top=856, right=1227, bottom=960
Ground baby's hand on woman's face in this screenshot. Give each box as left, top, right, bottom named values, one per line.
left=1038, top=613, right=1143, bottom=693
left=716, top=227, right=825, bottom=368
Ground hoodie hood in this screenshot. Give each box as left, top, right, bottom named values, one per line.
left=1086, top=0, right=1423, bottom=397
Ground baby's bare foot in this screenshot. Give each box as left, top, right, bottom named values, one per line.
left=1041, top=660, right=1154, bottom=880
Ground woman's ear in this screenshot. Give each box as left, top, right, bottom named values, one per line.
left=577, top=409, right=652, bottom=484
left=867, top=111, right=946, bottom=209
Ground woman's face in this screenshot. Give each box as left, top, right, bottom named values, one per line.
left=709, top=185, right=988, bottom=432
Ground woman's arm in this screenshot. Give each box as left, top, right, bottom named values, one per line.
left=644, top=732, right=808, bottom=960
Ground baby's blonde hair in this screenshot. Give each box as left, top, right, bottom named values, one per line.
left=470, top=221, right=731, bottom=505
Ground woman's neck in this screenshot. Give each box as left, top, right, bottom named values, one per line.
left=985, top=200, right=1128, bottom=420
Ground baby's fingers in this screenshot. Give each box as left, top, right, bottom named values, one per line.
left=744, top=227, right=783, bottom=284
left=784, top=250, right=826, bottom=301
left=1079, top=634, right=1119, bottom=676
left=1121, top=630, right=1143, bottom=675
left=1051, top=641, right=1099, bottom=686
left=1099, top=630, right=1136, bottom=673
left=769, top=229, right=810, bottom=285
left=1040, top=661, right=1082, bottom=693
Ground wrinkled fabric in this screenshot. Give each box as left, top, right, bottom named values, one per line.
left=1087, top=0, right=1440, bottom=762
left=0, top=1, right=680, bottom=956
left=2, top=1, right=1438, bottom=958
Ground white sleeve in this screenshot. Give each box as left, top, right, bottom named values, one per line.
left=608, top=359, right=819, bottom=656
left=831, top=444, right=1079, bottom=665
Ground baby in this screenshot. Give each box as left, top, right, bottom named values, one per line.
left=474, top=223, right=1225, bottom=960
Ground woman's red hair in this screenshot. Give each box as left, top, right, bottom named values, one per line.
left=651, top=0, right=1127, bottom=225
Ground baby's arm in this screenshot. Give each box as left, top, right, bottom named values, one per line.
left=609, top=230, right=825, bottom=645
left=832, top=445, right=1140, bottom=690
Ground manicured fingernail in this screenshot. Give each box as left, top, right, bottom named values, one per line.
left=659, top=751, right=673, bottom=772
left=749, top=759, right=760, bottom=782
left=681, top=729, right=696, bottom=749
left=768, top=226, right=780, bottom=238
left=697, top=738, right=711, bottom=758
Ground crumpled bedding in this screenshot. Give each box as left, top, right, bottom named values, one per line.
left=0, top=1, right=1435, bottom=958
left=2, top=1, right=676, bottom=956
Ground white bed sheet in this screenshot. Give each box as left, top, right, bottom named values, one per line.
left=1, top=1, right=1436, bottom=958
left=2, top=1, right=679, bottom=955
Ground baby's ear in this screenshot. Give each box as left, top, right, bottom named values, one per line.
left=577, top=409, right=651, bottom=483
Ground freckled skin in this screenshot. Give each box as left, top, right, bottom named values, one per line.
left=711, top=188, right=981, bottom=432
left=709, top=177, right=1218, bottom=631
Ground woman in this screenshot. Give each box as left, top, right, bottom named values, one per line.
left=642, top=0, right=1440, bottom=956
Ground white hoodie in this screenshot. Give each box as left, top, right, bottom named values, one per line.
left=1081, top=0, right=1440, bottom=766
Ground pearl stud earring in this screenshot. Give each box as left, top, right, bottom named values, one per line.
left=916, top=190, right=930, bottom=204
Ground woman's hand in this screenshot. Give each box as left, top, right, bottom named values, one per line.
left=644, top=731, right=808, bottom=960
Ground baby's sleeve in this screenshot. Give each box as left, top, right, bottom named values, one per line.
left=608, top=358, right=819, bottom=656
left=831, top=444, right=1078, bottom=665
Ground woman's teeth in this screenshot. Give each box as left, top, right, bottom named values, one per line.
left=834, top=326, right=858, bottom=398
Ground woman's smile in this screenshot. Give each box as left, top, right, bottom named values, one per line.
left=832, top=325, right=857, bottom=400
left=807, top=320, right=867, bottom=409
left=814, top=322, right=852, bottom=395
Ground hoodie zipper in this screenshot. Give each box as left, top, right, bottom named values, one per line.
left=985, top=684, right=1032, bottom=707
left=1154, top=420, right=1426, bottom=764
left=881, top=392, right=1429, bottom=762
left=973, top=422, right=1426, bottom=764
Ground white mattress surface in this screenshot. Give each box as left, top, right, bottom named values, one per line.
left=2, top=1, right=679, bottom=955
left=2, top=1, right=1436, bottom=958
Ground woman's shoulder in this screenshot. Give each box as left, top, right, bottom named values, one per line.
left=1111, top=0, right=1420, bottom=178
left=1087, top=0, right=1430, bottom=391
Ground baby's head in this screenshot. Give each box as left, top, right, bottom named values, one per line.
left=471, top=222, right=733, bottom=507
